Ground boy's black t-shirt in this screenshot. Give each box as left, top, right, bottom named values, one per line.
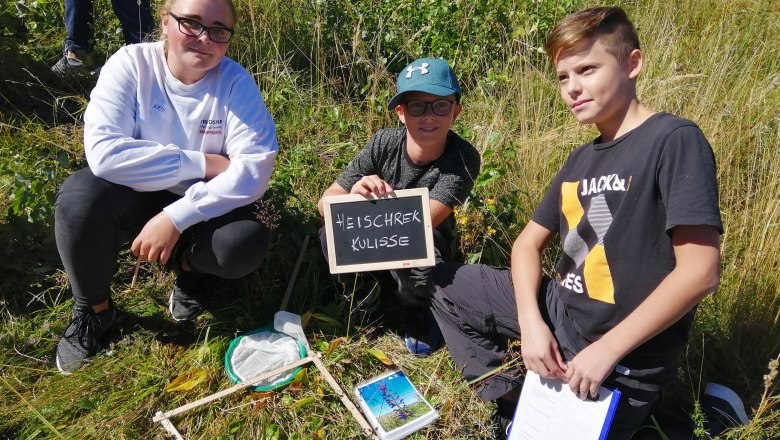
left=532, top=112, right=722, bottom=368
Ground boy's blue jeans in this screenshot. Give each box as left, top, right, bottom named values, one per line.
left=55, top=168, right=271, bottom=308
left=431, top=263, right=671, bottom=439
left=64, top=0, right=153, bottom=54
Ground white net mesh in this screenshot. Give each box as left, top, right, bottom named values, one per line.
left=229, top=331, right=301, bottom=387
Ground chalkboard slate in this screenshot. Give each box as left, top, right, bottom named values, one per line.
left=322, top=188, right=435, bottom=274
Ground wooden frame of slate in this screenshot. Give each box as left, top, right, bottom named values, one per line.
left=322, top=187, right=435, bottom=274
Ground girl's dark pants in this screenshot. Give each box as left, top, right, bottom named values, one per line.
left=55, top=168, right=270, bottom=308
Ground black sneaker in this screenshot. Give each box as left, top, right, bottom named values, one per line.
left=391, top=266, right=434, bottom=306
left=56, top=300, right=116, bottom=374
left=169, top=272, right=208, bottom=322
left=51, top=55, right=84, bottom=75
left=702, top=382, right=749, bottom=433
left=51, top=48, right=100, bottom=76
left=403, top=307, right=443, bottom=357
left=490, top=398, right=516, bottom=440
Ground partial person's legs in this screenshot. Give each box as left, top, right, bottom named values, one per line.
left=54, top=168, right=175, bottom=372
left=53, top=0, right=96, bottom=74
left=169, top=202, right=271, bottom=321
left=604, top=375, right=664, bottom=439
left=432, top=263, right=545, bottom=438
left=601, top=356, right=679, bottom=438
left=433, top=263, right=670, bottom=439
left=318, top=226, right=387, bottom=324
left=319, top=222, right=453, bottom=355
left=183, top=202, right=271, bottom=278
left=63, top=0, right=94, bottom=54
left=109, top=0, right=153, bottom=45
left=389, top=228, right=453, bottom=306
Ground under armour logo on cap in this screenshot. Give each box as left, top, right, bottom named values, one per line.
left=405, top=62, right=430, bottom=78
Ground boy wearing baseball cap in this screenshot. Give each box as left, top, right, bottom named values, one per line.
left=317, top=58, right=481, bottom=356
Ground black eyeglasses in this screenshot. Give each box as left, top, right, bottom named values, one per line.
left=168, top=12, right=234, bottom=43
left=403, top=99, right=456, bottom=116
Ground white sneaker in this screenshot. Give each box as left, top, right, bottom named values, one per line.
left=703, top=382, right=750, bottom=427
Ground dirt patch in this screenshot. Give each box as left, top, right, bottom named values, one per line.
left=0, top=42, right=95, bottom=124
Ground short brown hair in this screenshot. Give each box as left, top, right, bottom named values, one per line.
left=545, top=7, right=639, bottom=64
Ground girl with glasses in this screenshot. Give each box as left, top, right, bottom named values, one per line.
left=53, top=0, right=279, bottom=374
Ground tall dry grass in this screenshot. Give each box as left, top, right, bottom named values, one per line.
left=634, top=0, right=779, bottom=402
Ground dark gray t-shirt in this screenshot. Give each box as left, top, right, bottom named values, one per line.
left=532, top=113, right=722, bottom=369
left=337, top=127, right=481, bottom=208
left=336, top=127, right=481, bottom=245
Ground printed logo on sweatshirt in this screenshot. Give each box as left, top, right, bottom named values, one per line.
left=200, top=119, right=223, bottom=135
left=151, top=102, right=172, bottom=121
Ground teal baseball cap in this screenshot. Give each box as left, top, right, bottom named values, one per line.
left=387, top=58, right=461, bottom=110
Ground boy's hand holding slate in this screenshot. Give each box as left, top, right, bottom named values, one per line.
left=350, top=174, right=394, bottom=197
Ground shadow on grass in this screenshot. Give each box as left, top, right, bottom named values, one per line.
left=110, top=310, right=199, bottom=348
left=0, top=228, right=64, bottom=316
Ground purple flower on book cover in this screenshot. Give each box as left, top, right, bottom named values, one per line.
left=378, top=382, right=413, bottom=420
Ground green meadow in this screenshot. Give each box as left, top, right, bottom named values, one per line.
left=0, top=0, right=777, bottom=438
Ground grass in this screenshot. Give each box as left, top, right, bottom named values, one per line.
left=1, top=0, right=779, bottom=438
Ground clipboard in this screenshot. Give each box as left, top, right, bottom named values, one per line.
left=507, top=371, right=621, bottom=440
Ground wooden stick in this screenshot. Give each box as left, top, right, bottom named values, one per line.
left=130, top=257, right=141, bottom=289
left=311, top=353, right=378, bottom=439
left=279, top=234, right=310, bottom=311
left=155, top=412, right=184, bottom=440
left=152, top=356, right=313, bottom=423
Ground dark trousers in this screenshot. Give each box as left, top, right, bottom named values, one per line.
left=55, top=168, right=270, bottom=308
left=431, top=263, right=666, bottom=439
left=64, top=0, right=153, bottom=54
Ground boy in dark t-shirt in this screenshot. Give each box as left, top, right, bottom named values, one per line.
left=317, top=58, right=481, bottom=357
left=430, top=7, right=722, bottom=438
